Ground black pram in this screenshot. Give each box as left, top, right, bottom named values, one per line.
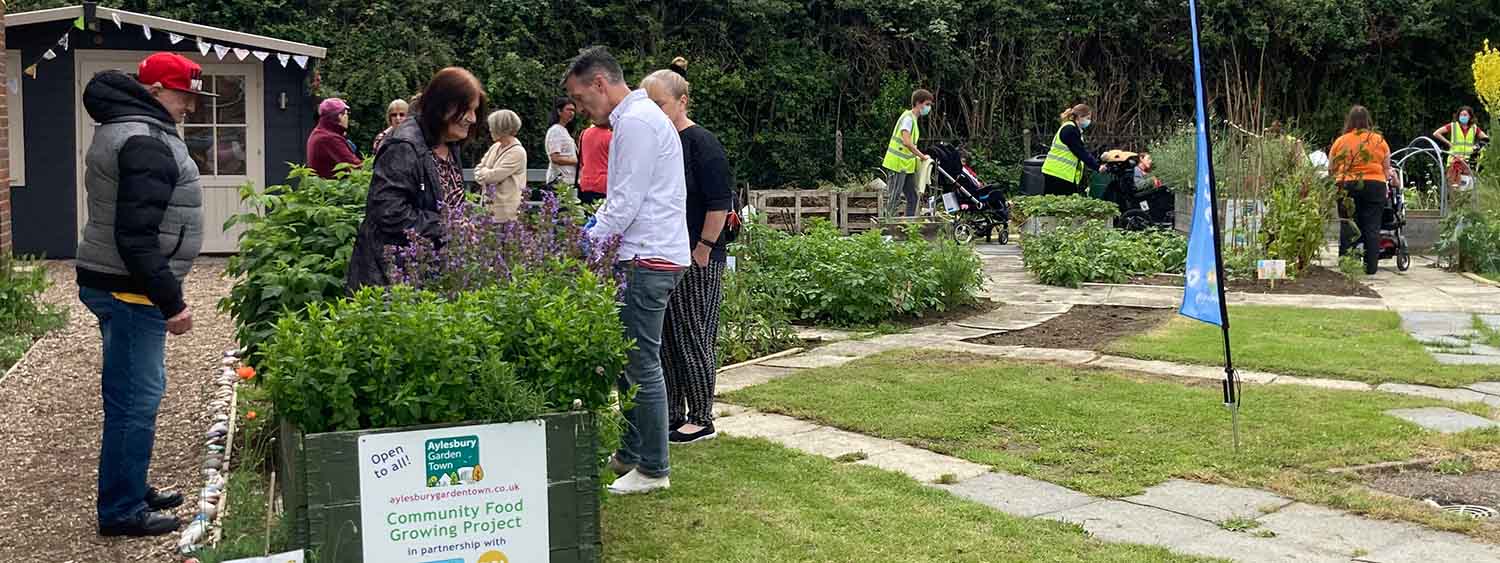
left=927, top=143, right=1011, bottom=244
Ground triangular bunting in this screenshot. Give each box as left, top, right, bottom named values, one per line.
left=213, top=44, right=230, bottom=60
left=57, top=34, right=70, bottom=51
left=24, top=65, right=38, bottom=79
left=111, top=12, right=122, bottom=29
left=197, top=39, right=212, bottom=57
left=73, top=16, right=85, bottom=30
left=233, top=48, right=250, bottom=61
left=142, top=25, right=152, bottom=40
left=41, top=50, right=57, bottom=61
left=293, top=55, right=309, bottom=69
left=277, top=53, right=290, bottom=67
left=252, top=51, right=269, bottom=62
left=168, top=33, right=184, bottom=45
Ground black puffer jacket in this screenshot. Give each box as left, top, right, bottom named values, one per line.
left=345, top=115, right=463, bottom=290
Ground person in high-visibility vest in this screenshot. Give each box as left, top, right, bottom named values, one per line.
left=1041, top=104, right=1105, bottom=195
left=882, top=89, right=934, bottom=216
left=1432, top=105, right=1489, bottom=169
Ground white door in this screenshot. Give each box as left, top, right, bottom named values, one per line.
left=77, top=52, right=265, bottom=253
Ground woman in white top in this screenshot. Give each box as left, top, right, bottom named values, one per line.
left=474, top=109, right=527, bottom=222
left=545, top=97, right=578, bottom=188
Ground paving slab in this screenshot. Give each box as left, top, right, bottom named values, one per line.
left=855, top=443, right=990, bottom=483
left=712, top=402, right=750, bottom=417
left=1384, top=407, right=1500, bottom=433
left=767, top=426, right=900, bottom=459
left=1271, top=375, right=1374, bottom=392
left=931, top=341, right=1024, bottom=357
left=716, top=365, right=800, bottom=394
left=908, top=324, right=1002, bottom=340
left=1004, top=347, right=1099, bottom=364
left=1256, top=503, right=1423, bottom=557
left=795, top=326, right=859, bottom=343
left=1465, top=382, right=1500, bottom=396
left=1174, top=529, right=1350, bottom=563
left=813, top=338, right=918, bottom=358
left=760, top=354, right=859, bottom=370
left=1353, top=528, right=1500, bottom=562
left=1042, top=500, right=1220, bottom=550
left=1375, top=383, right=1491, bottom=404
left=1431, top=352, right=1500, bottom=365
left=713, top=411, right=820, bottom=439
left=937, top=472, right=1100, bottom=517
left=1123, top=479, right=1292, bottom=523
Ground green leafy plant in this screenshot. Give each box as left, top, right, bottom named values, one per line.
left=220, top=163, right=371, bottom=366
left=1012, top=195, right=1119, bottom=224
left=1338, top=248, right=1368, bottom=279
left=1019, top=222, right=1187, bottom=287
left=0, top=254, right=66, bottom=369
left=718, top=268, right=800, bottom=365
left=1435, top=208, right=1500, bottom=274
left=1262, top=166, right=1338, bottom=273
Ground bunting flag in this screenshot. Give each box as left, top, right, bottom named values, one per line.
left=57, top=33, right=70, bottom=51
left=168, top=33, right=184, bottom=45
left=23, top=65, right=37, bottom=79
left=277, top=53, right=290, bottom=67
left=197, top=38, right=212, bottom=57
left=293, top=55, right=309, bottom=69
left=142, top=25, right=152, bottom=40
left=73, top=16, right=85, bottom=30
left=41, top=49, right=56, bottom=61
left=252, top=51, right=269, bottom=62
left=233, top=48, right=250, bottom=61
left=213, top=44, right=230, bottom=60
left=111, top=12, right=122, bottom=29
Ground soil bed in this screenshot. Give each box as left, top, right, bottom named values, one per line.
left=1365, top=469, right=1500, bottom=512
left=1127, top=265, right=1379, bottom=298
left=967, top=305, right=1172, bottom=351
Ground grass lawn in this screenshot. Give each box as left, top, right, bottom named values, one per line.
left=724, top=350, right=1500, bottom=538
left=603, top=437, right=1215, bottom=562
left=1104, top=305, right=1497, bottom=387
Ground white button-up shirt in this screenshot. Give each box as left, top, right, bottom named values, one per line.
left=590, top=89, right=690, bottom=266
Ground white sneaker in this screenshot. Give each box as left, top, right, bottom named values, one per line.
left=607, top=469, right=670, bottom=495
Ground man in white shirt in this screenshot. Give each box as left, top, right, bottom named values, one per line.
left=564, top=46, right=688, bottom=495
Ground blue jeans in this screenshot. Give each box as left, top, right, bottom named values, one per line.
left=80, top=287, right=168, bottom=526
left=613, top=263, right=683, bottom=478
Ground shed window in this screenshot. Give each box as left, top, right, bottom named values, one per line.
left=6, top=50, right=24, bottom=186
left=183, top=74, right=248, bottom=176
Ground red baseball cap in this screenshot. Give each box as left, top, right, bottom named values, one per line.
left=137, top=52, right=217, bottom=98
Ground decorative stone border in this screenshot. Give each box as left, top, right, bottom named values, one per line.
left=179, top=349, right=244, bottom=555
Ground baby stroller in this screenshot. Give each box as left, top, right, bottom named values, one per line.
left=1100, top=150, right=1175, bottom=231
left=927, top=143, right=1011, bottom=244
left=1374, top=181, right=1411, bottom=272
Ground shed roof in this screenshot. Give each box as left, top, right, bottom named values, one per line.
left=7, top=5, right=326, bottom=59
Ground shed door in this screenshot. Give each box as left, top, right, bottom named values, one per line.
left=77, top=53, right=265, bottom=254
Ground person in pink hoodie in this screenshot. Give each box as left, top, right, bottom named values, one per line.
left=306, top=98, right=362, bottom=179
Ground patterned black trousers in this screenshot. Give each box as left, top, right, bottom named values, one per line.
left=662, top=260, right=726, bottom=427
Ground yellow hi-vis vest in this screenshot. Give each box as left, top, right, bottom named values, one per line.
left=1042, top=122, right=1083, bottom=184
left=1451, top=122, right=1477, bottom=166
left=882, top=110, right=920, bottom=174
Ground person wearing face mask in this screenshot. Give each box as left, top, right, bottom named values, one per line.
left=1432, top=106, right=1490, bottom=170
left=882, top=89, right=934, bottom=217
left=1042, top=103, right=1104, bottom=195
left=306, top=98, right=363, bottom=179
left=346, top=67, right=485, bottom=290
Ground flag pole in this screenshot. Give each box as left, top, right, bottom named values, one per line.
left=1186, top=0, right=1240, bottom=452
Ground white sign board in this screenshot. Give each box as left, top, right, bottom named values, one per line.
left=225, top=550, right=306, bottom=563
left=358, top=421, right=549, bottom=563
left=1257, top=259, right=1287, bottom=280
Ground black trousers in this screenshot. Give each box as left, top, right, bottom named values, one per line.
left=1044, top=173, right=1082, bottom=196
left=579, top=191, right=606, bottom=205
left=1337, top=180, right=1386, bottom=275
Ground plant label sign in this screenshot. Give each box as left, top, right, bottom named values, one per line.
left=358, top=420, right=549, bottom=563
left=1257, top=259, right=1287, bottom=281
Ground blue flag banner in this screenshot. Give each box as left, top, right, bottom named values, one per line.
left=1178, top=0, right=1224, bottom=327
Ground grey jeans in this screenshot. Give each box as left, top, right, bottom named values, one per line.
left=885, top=170, right=919, bottom=216
left=614, top=262, right=684, bottom=477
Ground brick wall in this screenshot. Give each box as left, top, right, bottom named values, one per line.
left=0, top=1, right=10, bottom=254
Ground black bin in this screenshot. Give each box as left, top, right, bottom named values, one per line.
left=1021, top=155, right=1047, bottom=196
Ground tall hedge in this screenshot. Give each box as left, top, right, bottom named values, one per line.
left=26, top=0, right=1493, bottom=187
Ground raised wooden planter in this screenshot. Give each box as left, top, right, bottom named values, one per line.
left=1020, top=216, right=1093, bottom=235
left=278, top=412, right=601, bottom=563
left=838, top=191, right=885, bottom=234
left=749, top=189, right=837, bottom=232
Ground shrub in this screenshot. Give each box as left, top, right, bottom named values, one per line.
left=1263, top=166, right=1338, bottom=273
left=220, top=163, right=371, bottom=366
left=734, top=220, right=982, bottom=326
left=1436, top=208, right=1500, bottom=274
left=718, top=269, right=800, bottom=365
left=0, top=254, right=66, bottom=369
left=1020, top=221, right=1187, bottom=287
left=1012, top=195, right=1119, bottom=224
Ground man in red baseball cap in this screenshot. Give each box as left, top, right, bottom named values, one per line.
left=76, top=52, right=215, bottom=537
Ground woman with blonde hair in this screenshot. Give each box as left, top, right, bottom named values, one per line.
left=474, top=109, right=527, bottom=221
left=642, top=66, right=735, bottom=444
left=1041, top=103, right=1104, bottom=195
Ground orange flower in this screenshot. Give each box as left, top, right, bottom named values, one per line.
left=245, top=411, right=258, bottom=420
left=236, top=366, right=255, bottom=380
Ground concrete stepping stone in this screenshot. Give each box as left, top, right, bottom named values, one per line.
left=1375, top=384, right=1493, bottom=405
left=908, top=324, right=1000, bottom=340
left=716, top=365, right=799, bottom=395
left=795, top=327, right=858, bottom=343
left=854, top=443, right=990, bottom=484
left=1123, top=479, right=1291, bottom=523
left=1431, top=352, right=1500, bottom=365
left=1384, top=407, right=1500, bottom=433
left=1042, top=500, right=1220, bottom=549
left=931, top=341, right=1023, bottom=357
left=813, top=338, right=916, bottom=358
left=1464, top=382, right=1500, bottom=396
left=1175, top=528, right=1349, bottom=563
left=1256, top=503, right=1425, bottom=558
left=1270, top=375, right=1373, bottom=392
left=1353, top=528, right=1500, bottom=562
left=937, top=472, right=1099, bottom=517
left=1004, top=347, right=1099, bottom=364
left=713, top=411, right=820, bottom=439
left=760, top=354, right=858, bottom=370
left=768, top=426, right=900, bottom=459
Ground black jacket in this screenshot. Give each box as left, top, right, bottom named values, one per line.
left=345, top=115, right=463, bottom=290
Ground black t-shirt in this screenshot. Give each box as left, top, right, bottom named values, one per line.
left=680, top=125, right=735, bottom=261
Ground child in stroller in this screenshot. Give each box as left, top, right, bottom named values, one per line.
left=926, top=143, right=1011, bottom=244
left=1100, top=150, right=1175, bottom=230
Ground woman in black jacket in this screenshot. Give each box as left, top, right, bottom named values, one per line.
left=346, top=67, right=485, bottom=290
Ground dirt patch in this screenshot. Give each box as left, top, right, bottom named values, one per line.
left=1128, top=265, right=1379, bottom=298
left=967, top=305, right=1173, bottom=351
left=1365, top=469, right=1500, bottom=511
left=0, top=259, right=234, bottom=561
left=890, top=299, right=1002, bottom=330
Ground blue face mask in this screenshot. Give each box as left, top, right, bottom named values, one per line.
left=1079, top=118, right=1092, bottom=129
left=921, top=105, right=932, bottom=117
left=1460, top=115, right=1471, bottom=125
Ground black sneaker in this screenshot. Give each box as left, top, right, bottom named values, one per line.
left=669, top=424, right=717, bottom=444
left=99, top=510, right=181, bottom=537
left=146, top=487, right=184, bottom=511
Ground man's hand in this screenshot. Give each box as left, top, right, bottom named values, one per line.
left=693, top=243, right=711, bottom=268
left=166, top=307, right=193, bottom=335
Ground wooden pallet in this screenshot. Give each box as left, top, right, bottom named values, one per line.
left=749, top=189, right=838, bottom=232
left=838, top=191, right=885, bottom=233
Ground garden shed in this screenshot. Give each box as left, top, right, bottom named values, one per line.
left=5, top=3, right=325, bottom=257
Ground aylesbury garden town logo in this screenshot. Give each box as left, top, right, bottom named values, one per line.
left=426, top=435, right=485, bottom=487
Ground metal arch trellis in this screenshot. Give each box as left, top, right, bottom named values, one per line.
left=1391, top=136, right=1464, bottom=217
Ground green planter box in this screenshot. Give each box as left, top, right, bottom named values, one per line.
left=277, top=412, right=601, bottom=562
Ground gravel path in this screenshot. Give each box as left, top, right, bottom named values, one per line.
left=0, top=259, right=234, bottom=562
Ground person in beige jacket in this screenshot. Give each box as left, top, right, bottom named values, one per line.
left=475, top=109, right=527, bottom=221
